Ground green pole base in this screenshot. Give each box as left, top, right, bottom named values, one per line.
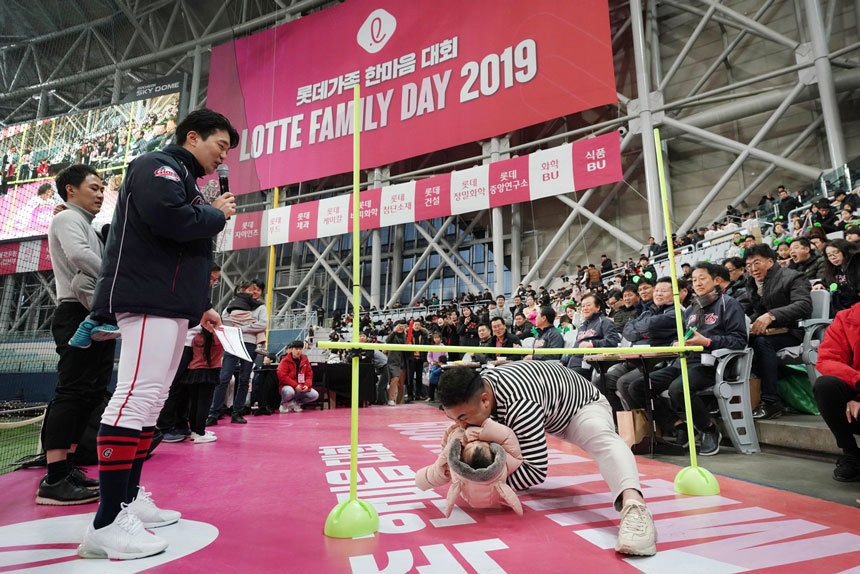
left=674, top=465, right=720, bottom=496
left=324, top=498, right=380, bottom=539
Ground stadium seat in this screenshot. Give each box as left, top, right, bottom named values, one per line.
left=702, top=316, right=760, bottom=454
left=798, top=289, right=832, bottom=385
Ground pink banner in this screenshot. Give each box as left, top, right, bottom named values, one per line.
left=218, top=132, right=623, bottom=252
left=208, top=0, right=616, bottom=194
left=0, top=243, right=19, bottom=274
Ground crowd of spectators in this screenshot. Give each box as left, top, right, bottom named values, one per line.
left=313, top=184, right=860, bottom=481
left=0, top=104, right=178, bottom=194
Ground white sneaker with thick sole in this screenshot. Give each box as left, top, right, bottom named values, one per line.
left=615, top=500, right=657, bottom=556
left=127, top=486, right=181, bottom=528
left=278, top=404, right=290, bottom=413
left=289, top=402, right=303, bottom=413
left=77, top=504, right=168, bottom=560
left=387, top=400, right=396, bottom=406
left=191, top=431, right=217, bottom=443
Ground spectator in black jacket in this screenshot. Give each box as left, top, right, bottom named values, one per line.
left=789, top=238, right=825, bottom=282
left=512, top=312, right=534, bottom=341
left=823, top=239, right=860, bottom=313
left=722, top=257, right=749, bottom=307
left=611, top=278, right=680, bottom=411
left=777, top=186, right=800, bottom=219
left=744, top=244, right=813, bottom=420
left=601, top=254, right=613, bottom=274
left=486, top=317, right=522, bottom=362
left=627, top=262, right=748, bottom=456
left=612, top=284, right=641, bottom=331
left=835, top=189, right=860, bottom=213
left=812, top=198, right=839, bottom=234
left=406, top=320, right=429, bottom=402
left=525, top=306, right=565, bottom=361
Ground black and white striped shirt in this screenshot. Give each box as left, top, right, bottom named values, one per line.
left=481, top=361, right=600, bottom=491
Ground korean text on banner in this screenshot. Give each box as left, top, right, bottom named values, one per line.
left=208, top=0, right=616, bottom=194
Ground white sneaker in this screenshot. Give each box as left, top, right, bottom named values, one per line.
left=387, top=400, right=396, bottom=406
left=615, top=500, right=657, bottom=556
left=191, top=431, right=217, bottom=443
left=77, top=504, right=168, bottom=559
left=289, top=402, right=303, bottom=413
left=127, top=486, right=181, bottom=528
left=279, top=404, right=290, bottom=413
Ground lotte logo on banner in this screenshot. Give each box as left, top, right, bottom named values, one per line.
left=357, top=9, right=396, bottom=54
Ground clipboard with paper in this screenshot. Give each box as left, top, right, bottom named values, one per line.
left=214, top=325, right=253, bottom=361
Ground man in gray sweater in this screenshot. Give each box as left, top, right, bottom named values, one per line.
left=37, top=164, right=115, bottom=506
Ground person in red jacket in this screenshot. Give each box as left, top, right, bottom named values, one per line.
left=277, top=340, right=318, bottom=413
left=815, top=301, right=860, bottom=482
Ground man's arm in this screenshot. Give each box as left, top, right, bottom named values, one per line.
left=709, top=298, right=748, bottom=350
left=55, top=214, right=102, bottom=278
left=502, top=399, right=549, bottom=490
left=593, top=319, right=621, bottom=348
left=244, top=305, right=269, bottom=335
left=771, top=272, right=812, bottom=325
left=129, top=159, right=226, bottom=242
left=533, top=329, right=564, bottom=361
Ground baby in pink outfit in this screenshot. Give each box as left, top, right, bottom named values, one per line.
left=415, top=419, right=524, bottom=517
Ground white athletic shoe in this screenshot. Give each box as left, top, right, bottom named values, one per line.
left=191, top=431, right=217, bottom=443
left=615, top=500, right=657, bottom=556
left=387, top=400, right=396, bottom=406
left=77, top=504, right=168, bottom=560
left=289, top=402, right=303, bottom=413
left=127, top=486, right=181, bottom=528
left=279, top=404, right=290, bottom=414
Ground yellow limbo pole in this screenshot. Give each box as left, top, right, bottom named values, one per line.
left=264, top=186, right=280, bottom=346
left=324, top=84, right=380, bottom=538
left=653, top=128, right=719, bottom=496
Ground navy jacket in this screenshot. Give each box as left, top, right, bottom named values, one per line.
left=680, top=293, right=747, bottom=365
left=566, top=314, right=620, bottom=369
left=91, top=145, right=226, bottom=325
left=531, top=325, right=565, bottom=361
left=622, top=303, right=678, bottom=347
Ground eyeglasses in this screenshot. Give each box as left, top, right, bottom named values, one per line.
left=826, top=251, right=842, bottom=260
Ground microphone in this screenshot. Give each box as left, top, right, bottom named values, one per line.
left=216, top=163, right=230, bottom=196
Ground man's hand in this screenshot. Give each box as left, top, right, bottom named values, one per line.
left=211, top=192, right=236, bottom=220
left=200, top=308, right=222, bottom=332
left=524, top=354, right=533, bottom=361
left=847, top=400, right=860, bottom=423
left=685, top=331, right=709, bottom=347
left=53, top=203, right=67, bottom=216
left=579, top=341, right=594, bottom=348
left=750, top=313, right=774, bottom=335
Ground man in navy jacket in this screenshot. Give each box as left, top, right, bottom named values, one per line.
left=78, top=109, right=238, bottom=561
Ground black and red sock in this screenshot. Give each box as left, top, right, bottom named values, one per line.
left=93, top=424, right=140, bottom=529
left=126, top=426, right=154, bottom=502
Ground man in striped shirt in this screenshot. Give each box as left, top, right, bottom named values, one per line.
left=438, top=361, right=657, bottom=556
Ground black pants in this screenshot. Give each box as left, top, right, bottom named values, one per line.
left=43, top=302, right=116, bottom=451
left=156, top=346, right=193, bottom=432
left=187, top=383, right=217, bottom=435
left=751, top=333, right=800, bottom=403
left=628, top=363, right=716, bottom=432
left=814, top=375, right=860, bottom=454
left=407, top=358, right=425, bottom=399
